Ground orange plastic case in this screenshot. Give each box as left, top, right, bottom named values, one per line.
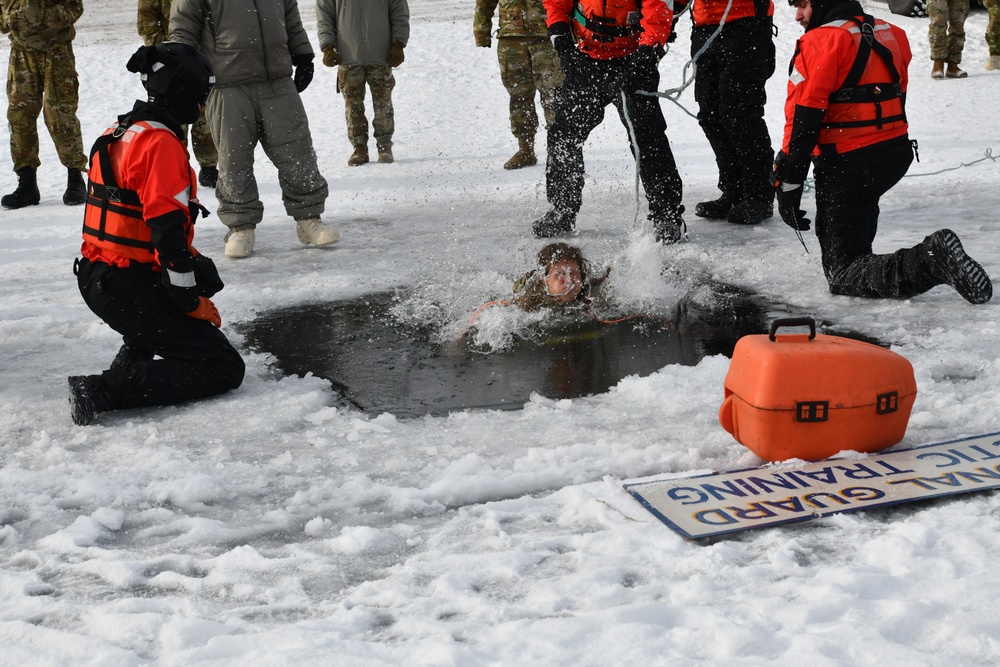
left=719, top=318, right=917, bottom=462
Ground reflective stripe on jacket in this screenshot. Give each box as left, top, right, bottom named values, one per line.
left=691, top=0, right=772, bottom=27
left=544, top=0, right=679, bottom=60
left=782, top=15, right=910, bottom=156
left=82, top=120, right=196, bottom=270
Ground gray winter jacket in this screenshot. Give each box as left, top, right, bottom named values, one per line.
left=170, top=0, right=314, bottom=88
left=315, top=0, right=409, bottom=67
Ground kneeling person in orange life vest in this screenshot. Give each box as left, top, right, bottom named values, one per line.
left=772, top=0, right=992, bottom=304
left=69, top=43, right=245, bottom=426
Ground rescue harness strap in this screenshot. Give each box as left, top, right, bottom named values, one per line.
left=823, top=14, right=904, bottom=132
left=572, top=7, right=642, bottom=42
left=84, top=117, right=154, bottom=255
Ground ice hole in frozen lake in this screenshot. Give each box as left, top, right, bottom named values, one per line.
left=239, top=285, right=882, bottom=418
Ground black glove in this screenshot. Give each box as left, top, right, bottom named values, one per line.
left=548, top=22, right=573, bottom=54
left=634, top=44, right=664, bottom=67
left=631, top=45, right=664, bottom=88
left=775, top=186, right=811, bottom=231
left=770, top=151, right=811, bottom=231
left=549, top=22, right=576, bottom=74
left=192, top=254, right=224, bottom=297
left=387, top=41, right=405, bottom=67
left=292, top=53, right=314, bottom=93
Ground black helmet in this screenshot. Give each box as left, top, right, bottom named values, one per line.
left=126, top=42, right=215, bottom=124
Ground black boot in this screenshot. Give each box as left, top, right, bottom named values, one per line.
left=694, top=194, right=734, bottom=220
left=198, top=166, right=218, bottom=188
left=68, top=375, right=112, bottom=426
left=63, top=168, right=87, bottom=206
left=532, top=208, right=576, bottom=238
left=727, top=199, right=774, bottom=226
left=1, top=167, right=40, bottom=209
left=649, top=207, right=687, bottom=245
left=923, top=229, right=993, bottom=304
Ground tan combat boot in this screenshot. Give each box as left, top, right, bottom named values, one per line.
left=987, top=55, right=1000, bottom=71
left=296, top=217, right=341, bottom=246
left=225, top=229, right=255, bottom=259
left=931, top=60, right=945, bottom=79
left=946, top=62, right=968, bottom=79
left=503, top=137, right=537, bottom=170
left=377, top=144, right=394, bottom=164
left=348, top=145, right=369, bottom=166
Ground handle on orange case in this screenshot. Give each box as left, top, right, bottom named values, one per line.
left=769, top=317, right=816, bottom=342
left=718, top=394, right=735, bottom=436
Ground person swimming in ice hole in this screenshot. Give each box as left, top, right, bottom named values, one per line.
left=461, top=242, right=626, bottom=341
left=511, top=242, right=610, bottom=311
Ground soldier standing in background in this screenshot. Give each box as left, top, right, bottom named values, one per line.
left=0, top=0, right=88, bottom=210
left=985, top=0, right=999, bottom=71
left=474, top=0, right=564, bottom=170
left=137, top=0, right=219, bottom=187
left=316, top=0, right=410, bottom=166
left=927, top=0, right=969, bottom=78
left=171, top=0, right=340, bottom=260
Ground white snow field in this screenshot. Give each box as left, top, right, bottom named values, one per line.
left=1, top=0, right=999, bottom=665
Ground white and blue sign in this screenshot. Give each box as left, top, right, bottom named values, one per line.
left=624, top=432, right=1000, bottom=539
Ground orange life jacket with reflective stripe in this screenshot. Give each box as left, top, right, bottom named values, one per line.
left=814, top=16, right=908, bottom=153
left=82, top=120, right=195, bottom=268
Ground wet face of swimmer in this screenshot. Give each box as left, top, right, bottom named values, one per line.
left=545, top=258, right=584, bottom=302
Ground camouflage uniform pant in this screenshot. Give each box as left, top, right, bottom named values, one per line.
left=338, top=64, right=395, bottom=149
left=181, top=107, right=218, bottom=168
left=927, top=0, right=969, bottom=63
left=986, top=0, right=1000, bottom=56
left=6, top=42, right=87, bottom=172
left=497, top=36, right=564, bottom=141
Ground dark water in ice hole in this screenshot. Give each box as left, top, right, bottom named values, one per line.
left=238, top=285, right=884, bottom=418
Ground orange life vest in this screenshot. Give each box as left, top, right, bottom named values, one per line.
left=691, top=0, right=773, bottom=28
left=544, top=0, right=679, bottom=60
left=783, top=14, right=910, bottom=156
left=82, top=119, right=196, bottom=269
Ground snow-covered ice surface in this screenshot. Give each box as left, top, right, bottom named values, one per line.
left=1, top=0, right=999, bottom=664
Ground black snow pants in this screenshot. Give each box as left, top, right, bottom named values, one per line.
left=813, top=135, right=941, bottom=298
left=545, top=49, right=683, bottom=219
left=692, top=16, right=776, bottom=208
left=75, top=257, right=245, bottom=410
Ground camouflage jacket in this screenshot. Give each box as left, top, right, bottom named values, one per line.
left=137, top=0, right=171, bottom=45
left=0, top=0, right=83, bottom=51
left=474, top=0, right=549, bottom=39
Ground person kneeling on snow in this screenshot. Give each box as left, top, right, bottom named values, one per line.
left=68, top=43, right=245, bottom=426
left=512, top=242, right=610, bottom=311
left=773, top=0, right=992, bottom=304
